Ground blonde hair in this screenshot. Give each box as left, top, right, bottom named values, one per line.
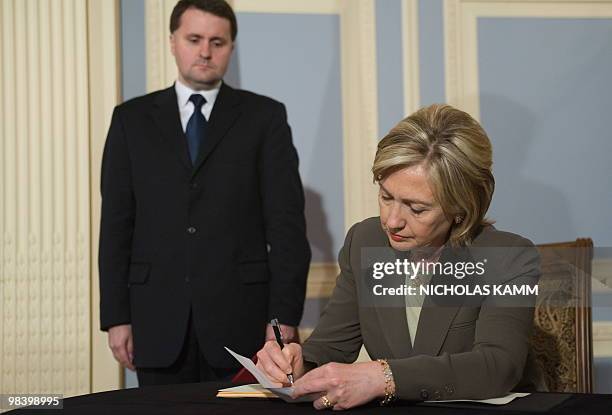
left=372, top=104, right=494, bottom=246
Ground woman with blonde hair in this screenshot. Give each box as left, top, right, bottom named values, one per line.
left=256, top=104, right=540, bottom=410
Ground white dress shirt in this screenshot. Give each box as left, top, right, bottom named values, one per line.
left=174, top=79, right=221, bottom=133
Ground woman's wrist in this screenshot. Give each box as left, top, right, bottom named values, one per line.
left=376, top=359, right=397, bottom=405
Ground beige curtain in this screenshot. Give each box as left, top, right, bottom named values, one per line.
left=0, top=0, right=121, bottom=397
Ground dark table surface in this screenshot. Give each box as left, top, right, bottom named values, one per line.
left=7, top=382, right=612, bottom=414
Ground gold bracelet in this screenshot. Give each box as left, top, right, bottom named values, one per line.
left=377, top=359, right=397, bottom=405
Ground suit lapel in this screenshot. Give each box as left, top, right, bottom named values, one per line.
left=375, top=304, right=413, bottom=358
left=412, top=299, right=461, bottom=356
left=369, top=234, right=413, bottom=358
left=150, top=86, right=192, bottom=173
left=412, top=247, right=468, bottom=356
left=192, top=82, right=242, bottom=177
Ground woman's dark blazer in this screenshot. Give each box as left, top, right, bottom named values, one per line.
left=302, top=217, right=541, bottom=401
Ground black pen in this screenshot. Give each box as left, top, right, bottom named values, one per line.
left=270, top=318, right=294, bottom=385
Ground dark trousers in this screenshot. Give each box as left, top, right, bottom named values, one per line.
left=137, top=312, right=238, bottom=386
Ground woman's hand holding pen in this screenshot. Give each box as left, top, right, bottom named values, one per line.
left=256, top=340, right=306, bottom=387
left=265, top=323, right=299, bottom=344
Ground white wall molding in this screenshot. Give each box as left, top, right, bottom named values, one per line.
left=402, top=0, right=420, bottom=116
left=591, top=259, right=612, bottom=357
left=593, top=258, right=612, bottom=292
left=339, top=0, right=380, bottom=228
left=306, top=263, right=340, bottom=299
left=444, top=0, right=612, bottom=120
left=232, top=0, right=340, bottom=14
left=594, top=321, right=612, bottom=358
left=145, top=0, right=177, bottom=92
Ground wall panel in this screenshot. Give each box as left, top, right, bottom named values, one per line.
left=443, top=0, right=612, bottom=391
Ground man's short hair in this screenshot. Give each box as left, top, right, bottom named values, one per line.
left=170, top=0, right=238, bottom=40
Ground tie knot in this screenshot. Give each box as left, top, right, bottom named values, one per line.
left=189, top=94, right=206, bottom=109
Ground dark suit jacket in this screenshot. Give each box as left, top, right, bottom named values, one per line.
left=302, top=217, right=541, bottom=401
left=99, top=83, right=311, bottom=368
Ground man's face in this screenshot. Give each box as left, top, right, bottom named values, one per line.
left=170, top=8, right=234, bottom=90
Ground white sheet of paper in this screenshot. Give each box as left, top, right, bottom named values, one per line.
left=224, top=347, right=276, bottom=388
left=224, top=347, right=317, bottom=403
left=426, top=392, right=530, bottom=405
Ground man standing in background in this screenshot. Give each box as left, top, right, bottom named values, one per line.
left=99, top=0, right=310, bottom=385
